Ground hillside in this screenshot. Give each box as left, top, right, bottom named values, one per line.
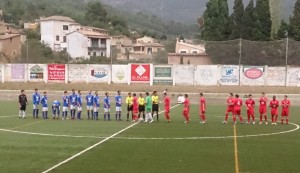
left=101, top=0, right=297, bottom=24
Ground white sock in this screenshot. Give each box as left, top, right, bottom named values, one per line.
left=148, top=113, right=153, bottom=121
left=19, top=110, right=21, bottom=118
left=22, top=111, right=26, bottom=118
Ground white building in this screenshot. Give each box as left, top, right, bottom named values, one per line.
left=67, top=29, right=111, bottom=59
left=39, top=15, right=111, bottom=59
left=39, top=16, right=80, bottom=51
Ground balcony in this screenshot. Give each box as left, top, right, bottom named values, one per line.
left=88, top=44, right=107, bottom=49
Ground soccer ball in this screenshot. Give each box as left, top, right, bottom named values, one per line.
left=139, top=118, right=144, bottom=122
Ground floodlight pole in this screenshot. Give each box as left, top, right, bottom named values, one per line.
left=238, top=38, right=242, bottom=86
left=285, top=37, right=289, bottom=87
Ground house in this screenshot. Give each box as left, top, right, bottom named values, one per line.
left=137, top=36, right=158, bottom=44
left=168, top=38, right=212, bottom=65
left=132, top=42, right=165, bottom=54
left=0, top=22, right=22, bottom=34
left=0, top=34, right=22, bottom=62
left=67, top=29, right=111, bottom=59
left=39, top=15, right=79, bottom=51
left=24, top=22, right=39, bottom=30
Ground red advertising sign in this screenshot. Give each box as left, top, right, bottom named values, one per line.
left=48, top=64, right=65, bottom=81
left=131, top=64, right=150, bottom=82
left=244, top=67, right=264, bottom=79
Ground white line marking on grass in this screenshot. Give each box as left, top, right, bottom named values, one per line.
left=41, top=104, right=180, bottom=173
left=233, top=125, right=240, bottom=173
left=0, top=115, right=18, bottom=119
left=1, top=122, right=298, bottom=141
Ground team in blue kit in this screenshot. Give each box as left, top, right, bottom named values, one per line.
left=22, top=89, right=128, bottom=121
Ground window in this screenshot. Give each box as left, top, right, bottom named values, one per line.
left=192, top=50, right=198, bottom=53
left=101, top=52, right=104, bottom=57
left=100, top=39, right=106, bottom=44
left=93, top=52, right=97, bottom=57
left=56, top=35, right=59, bottom=41
left=63, top=25, right=68, bottom=30
left=142, top=47, right=145, bottom=51
left=180, top=51, right=187, bottom=53
left=63, top=36, right=66, bottom=43
left=91, top=38, right=99, bottom=47
left=88, top=52, right=91, bottom=56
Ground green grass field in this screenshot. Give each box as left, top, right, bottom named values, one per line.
left=0, top=101, right=300, bottom=173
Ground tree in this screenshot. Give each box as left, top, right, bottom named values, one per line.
left=253, top=0, right=272, bottom=40
left=276, top=20, right=289, bottom=39
left=201, top=0, right=231, bottom=41
left=230, top=0, right=244, bottom=39
left=290, top=0, right=300, bottom=41
left=85, top=2, right=108, bottom=25
left=269, top=0, right=282, bottom=38
left=241, top=0, right=256, bottom=40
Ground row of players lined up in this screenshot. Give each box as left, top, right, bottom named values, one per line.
left=18, top=89, right=291, bottom=125
left=222, top=92, right=291, bottom=125
left=18, top=89, right=173, bottom=123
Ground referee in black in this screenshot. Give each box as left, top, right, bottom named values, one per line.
left=18, top=90, right=28, bottom=119
left=152, top=91, right=159, bottom=121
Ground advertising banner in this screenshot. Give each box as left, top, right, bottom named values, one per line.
left=194, top=65, right=219, bottom=86
left=241, top=66, right=265, bottom=86
left=28, top=64, right=46, bottom=82
left=219, top=65, right=239, bottom=85
left=68, top=64, right=88, bottom=83
left=266, top=67, right=286, bottom=86
left=153, top=65, right=173, bottom=85
left=174, top=65, right=194, bottom=85
left=287, top=67, right=300, bottom=86
left=4, top=64, right=26, bottom=82
left=130, top=64, right=151, bottom=83
left=0, top=64, right=2, bottom=83
left=88, top=65, right=111, bottom=83
left=48, top=64, right=65, bottom=81
left=112, top=65, right=128, bottom=84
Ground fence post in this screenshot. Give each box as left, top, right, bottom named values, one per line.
left=238, top=38, right=242, bottom=86
left=285, top=38, right=289, bottom=87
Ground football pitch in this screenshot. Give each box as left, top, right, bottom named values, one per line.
left=0, top=101, right=300, bottom=173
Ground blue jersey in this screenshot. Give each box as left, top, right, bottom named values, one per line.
left=70, top=94, right=78, bottom=106
left=115, top=95, right=122, bottom=107
left=52, top=100, right=60, bottom=107
left=32, top=93, right=41, bottom=105
left=104, top=96, right=110, bottom=108
left=86, top=94, right=94, bottom=106
left=93, top=95, right=100, bottom=107
left=77, top=95, right=82, bottom=106
left=63, top=95, right=69, bottom=107
left=41, top=96, right=48, bottom=108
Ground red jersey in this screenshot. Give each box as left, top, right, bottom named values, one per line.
left=133, top=97, right=138, bottom=111
left=227, top=97, right=235, bottom=108
left=200, top=97, right=206, bottom=112
left=269, top=100, right=279, bottom=110
left=164, top=96, right=170, bottom=107
left=184, top=98, right=190, bottom=112
left=245, top=99, right=255, bottom=111
left=234, top=98, right=243, bottom=111
left=281, top=99, right=290, bottom=110
left=259, top=97, right=268, bottom=108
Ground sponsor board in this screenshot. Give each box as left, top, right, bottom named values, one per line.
left=153, top=79, right=173, bottom=85
left=174, top=65, right=194, bottom=85
left=219, top=65, right=239, bottom=85
left=131, top=64, right=151, bottom=82
left=241, top=66, right=265, bottom=86
left=194, top=65, right=219, bottom=86
left=266, top=67, right=286, bottom=86
left=287, top=67, right=300, bottom=86
left=68, top=64, right=87, bottom=83
left=89, top=65, right=110, bottom=83
left=11, top=64, right=25, bottom=80
left=112, top=65, right=128, bottom=83
left=153, top=66, right=173, bottom=85
left=48, top=64, right=65, bottom=81
left=28, top=64, right=45, bottom=82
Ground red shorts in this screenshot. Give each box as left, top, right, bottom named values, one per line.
left=226, top=107, right=234, bottom=113
left=282, top=109, right=289, bottom=116
left=165, top=108, right=170, bottom=113
left=259, top=107, right=267, bottom=114
left=234, top=109, right=241, bottom=115
left=183, top=110, right=189, bottom=116
left=271, top=109, right=278, bottom=116
left=247, top=109, right=254, bottom=115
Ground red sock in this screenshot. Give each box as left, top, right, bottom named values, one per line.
left=260, top=115, right=262, bottom=122
left=272, top=115, right=274, bottom=123
left=286, top=119, right=289, bottom=124
left=264, top=115, right=267, bottom=122
left=251, top=115, right=255, bottom=121
left=239, top=115, right=243, bottom=122
left=225, top=114, right=228, bottom=121
left=247, top=115, right=250, bottom=122
left=203, top=114, right=206, bottom=121
left=233, top=115, right=236, bottom=122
